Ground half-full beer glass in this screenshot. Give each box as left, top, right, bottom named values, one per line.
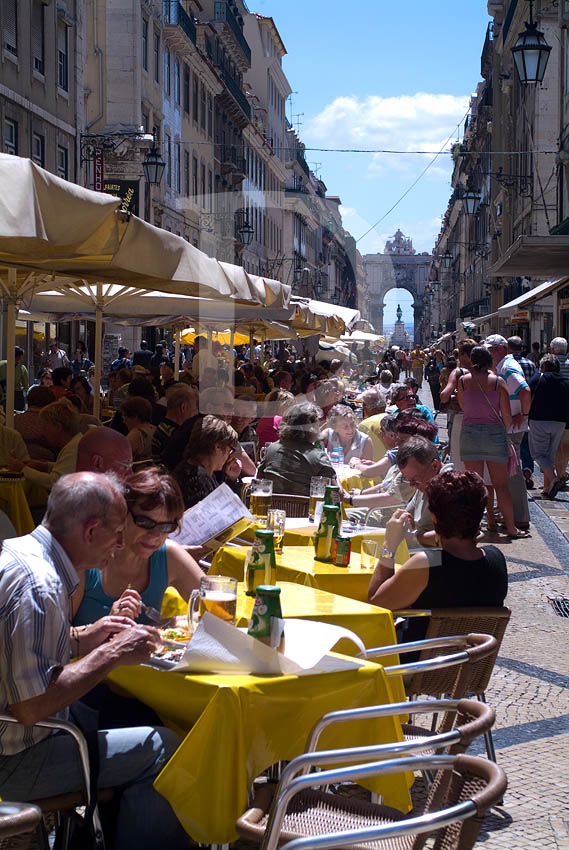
left=188, top=575, right=238, bottom=633
left=247, top=479, right=273, bottom=520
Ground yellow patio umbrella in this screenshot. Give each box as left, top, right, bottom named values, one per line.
left=180, top=329, right=250, bottom=346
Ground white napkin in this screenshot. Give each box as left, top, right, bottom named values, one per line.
left=170, top=612, right=366, bottom=675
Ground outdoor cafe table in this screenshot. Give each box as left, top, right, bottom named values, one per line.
left=0, top=475, right=35, bottom=535
left=160, top=581, right=404, bottom=693
left=239, top=518, right=411, bottom=555
left=107, top=653, right=411, bottom=844
left=212, top=539, right=409, bottom=605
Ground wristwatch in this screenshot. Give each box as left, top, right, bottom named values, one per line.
left=379, top=544, right=396, bottom=560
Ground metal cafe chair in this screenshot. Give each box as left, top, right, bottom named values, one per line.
left=0, top=714, right=107, bottom=850
left=0, top=802, right=44, bottom=850
left=240, top=752, right=506, bottom=850
left=238, top=697, right=496, bottom=847
left=388, top=608, right=511, bottom=761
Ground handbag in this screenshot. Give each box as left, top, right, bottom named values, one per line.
left=507, top=441, right=518, bottom=476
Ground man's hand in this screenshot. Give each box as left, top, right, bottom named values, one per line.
left=511, top=414, right=527, bottom=429
left=385, top=509, right=413, bottom=551
left=110, top=588, right=142, bottom=620
left=7, top=458, right=26, bottom=472
left=108, top=624, right=159, bottom=667
left=223, top=456, right=243, bottom=481
left=80, top=615, right=135, bottom=655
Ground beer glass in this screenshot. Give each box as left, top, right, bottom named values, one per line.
left=360, top=539, right=378, bottom=570
left=188, top=575, right=238, bottom=633
left=309, top=476, right=328, bottom=523
left=267, top=509, right=286, bottom=554
left=245, top=479, right=273, bottom=521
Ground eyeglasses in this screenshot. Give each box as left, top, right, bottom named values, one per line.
left=129, top=512, right=178, bottom=533
left=401, top=394, right=416, bottom=401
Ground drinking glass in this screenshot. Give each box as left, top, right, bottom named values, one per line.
left=188, top=574, right=238, bottom=633
left=245, top=479, right=273, bottom=522
left=309, top=475, right=328, bottom=523
left=360, top=539, right=378, bottom=570
left=267, top=509, right=286, bottom=554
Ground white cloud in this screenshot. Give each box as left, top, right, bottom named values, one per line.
left=304, top=92, right=470, bottom=179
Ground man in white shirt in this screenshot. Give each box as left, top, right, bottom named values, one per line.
left=486, top=334, right=531, bottom=528
left=191, top=336, right=219, bottom=382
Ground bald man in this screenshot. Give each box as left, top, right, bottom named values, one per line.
left=76, top=427, right=133, bottom=482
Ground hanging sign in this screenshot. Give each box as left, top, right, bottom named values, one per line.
left=93, top=147, right=104, bottom=192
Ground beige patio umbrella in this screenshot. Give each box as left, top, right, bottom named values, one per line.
left=0, top=155, right=290, bottom=419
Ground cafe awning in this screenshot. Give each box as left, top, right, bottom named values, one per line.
left=497, top=276, right=569, bottom=315
left=488, top=235, right=569, bottom=277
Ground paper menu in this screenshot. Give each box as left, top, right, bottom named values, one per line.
left=166, top=613, right=366, bottom=676
left=169, top=483, right=254, bottom=549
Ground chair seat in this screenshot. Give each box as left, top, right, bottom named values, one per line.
left=30, top=787, right=114, bottom=813
left=237, top=784, right=409, bottom=850
left=0, top=803, right=42, bottom=840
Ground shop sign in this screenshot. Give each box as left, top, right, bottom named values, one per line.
left=102, top=180, right=139, bottom=216
left=511, top=310, right=530, bottom=323
left=93, top=148, right=104, bottom=192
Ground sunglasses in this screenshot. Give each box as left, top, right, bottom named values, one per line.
left=130, top=512, right=178, bottom=533
left=402, top=394, right=416, bottom=401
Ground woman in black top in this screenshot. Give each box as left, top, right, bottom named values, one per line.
left=368, top=469, right=507, bottom=642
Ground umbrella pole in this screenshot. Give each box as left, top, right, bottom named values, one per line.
left=174, top=329, right=180, bottom=380
left=249, top=325, right=254, bottom=363
left=5, top=275, right=17, bottom=428
left=94, top=292, right=103, bottom=420
left=229, top=329, right=235, bottom=387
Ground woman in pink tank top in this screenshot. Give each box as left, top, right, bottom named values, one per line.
left=457, top=345, right=522, bottom=538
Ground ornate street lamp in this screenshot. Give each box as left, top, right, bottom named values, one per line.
left=512, top=0, right=551, bottom=85
left=238, top=214, right=254, bottom=246
left=440, top=252, right=453, bottom=269
left=462, top=188, right=481, bottom=215
left=142, top=142, right=166, bottom=185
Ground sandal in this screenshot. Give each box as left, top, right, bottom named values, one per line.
left=507, top=529, right=531, bottom=539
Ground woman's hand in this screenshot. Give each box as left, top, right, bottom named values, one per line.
left=111, top=588, right=142, bottom=621
left=7, top=458, right=26, bottom=472
left=385, top=509, right=412, bottom=550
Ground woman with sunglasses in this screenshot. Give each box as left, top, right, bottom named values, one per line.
left=71, top=467, right=203, bottom=625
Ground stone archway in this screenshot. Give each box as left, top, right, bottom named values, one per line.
left=374, top=284, right=423, bottom=343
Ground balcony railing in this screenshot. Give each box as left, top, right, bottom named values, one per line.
left=296, top=150, right=310, bottom=178
left=163, top=1, right=196, bottom=46
left=219, top=65, right=250, bottom=119
left=214, top=1, right=251, bottom=63
left=459, top=297, right=490, bottom=319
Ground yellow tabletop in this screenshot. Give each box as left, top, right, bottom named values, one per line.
left=213, top=540, right=408, bottom=605
left=0, top=478, right=35, bottom=535
left=161, top=581, right=402, bottom=678
left=240, top=521, right=410, bottom=556
left=108, top=655, right=410, bottom=844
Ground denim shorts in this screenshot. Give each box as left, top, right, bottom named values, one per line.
left=460, top=423, right=509, bottom=462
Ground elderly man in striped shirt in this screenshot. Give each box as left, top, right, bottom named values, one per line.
left=0, top=472, right=192, bottom=850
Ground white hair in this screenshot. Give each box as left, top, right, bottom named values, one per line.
left=550, top=337, right=568, bottom=355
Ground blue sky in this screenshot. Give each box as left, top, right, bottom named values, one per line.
left=251, top=0, right=491, bottom=320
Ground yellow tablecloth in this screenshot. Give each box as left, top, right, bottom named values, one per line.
left=108, top=656, right=411, bottom=843
left=213, top=541, right=409, bottom=604
left=240, top=521, right=409, bottom=556
left=161, top=581, right=402, bottom=675
left=0, top=479, right=35, bottom=535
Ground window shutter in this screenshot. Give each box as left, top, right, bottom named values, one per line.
left=4, top=0, right=17, bottom=55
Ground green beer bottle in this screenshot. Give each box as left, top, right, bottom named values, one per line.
left=314, top=504, right=340, bottom=562
left=247, top=585, right=284, bottom=649
left=245, top=529, right=277, bottom=596
left=323, top=484, right=341, bottom=508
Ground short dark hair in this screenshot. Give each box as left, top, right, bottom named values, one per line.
left=301, top=373, right=318, bottom=394
left=125, top=467, right=184, bottom=521
left=120, top=396, right=153, bottom=423
left=507, top=336, right=523, bottom=352
left=470, top=346, right=493, bottom=370
left=127, top=378, right=155, bottom=402
left=397, top=435, right=438, bottom=469
left=458, top=339, right=476, bottom=356
left=395, top=412, right=438, bottom=442
left=14, top=346, right=24, bottom=358
left=27, top=386, right=55, bottom=407
left=426, top=470, right=487, bottom=540
left=52, top=366, right=72, bottom=386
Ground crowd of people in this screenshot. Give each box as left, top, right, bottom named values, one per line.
left=0, top=327, right=563, bottom=846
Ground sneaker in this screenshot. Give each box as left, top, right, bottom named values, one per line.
left=523, top=468, right=535, bottom=490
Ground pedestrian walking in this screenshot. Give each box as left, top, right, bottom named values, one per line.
left=550, top=337, right=569, bottom=484
left=410, top=343, right=426, bottom=386
left=528, top=354, right=569, bottom=498
left=41, top=341, right=70, bottom=372
left=508, top=336, right=536, bottom=489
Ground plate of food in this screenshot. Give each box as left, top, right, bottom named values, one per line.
left=147, top=627, right=191, bottom=669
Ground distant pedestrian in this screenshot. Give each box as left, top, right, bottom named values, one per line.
left=550, top=337, right=569, bottom=483
left=41, top=341, right=70, bottom=371
left=528, top=354, right=569, bottom=498
left=410, top=343, right=426, bottom=386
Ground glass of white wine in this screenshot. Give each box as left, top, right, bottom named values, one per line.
left=267, top=509, right=286, bottom=554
